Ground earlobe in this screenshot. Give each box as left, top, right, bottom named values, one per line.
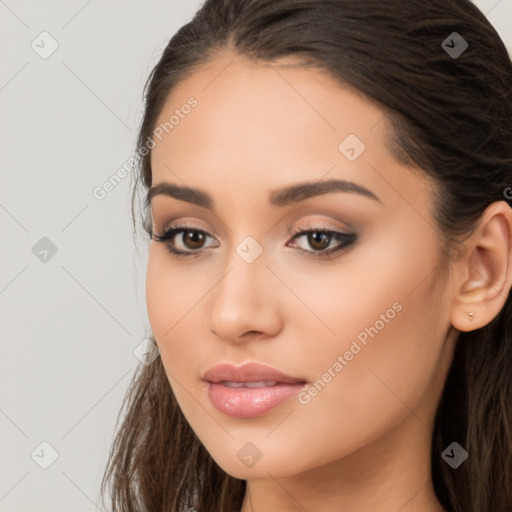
left=451, top=201, right=512, bottom=332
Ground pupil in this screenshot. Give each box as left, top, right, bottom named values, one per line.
left=186, top=231, right=204, bottom=248
left=309, top=232, right=330, bottom=250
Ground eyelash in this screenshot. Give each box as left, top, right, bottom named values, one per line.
left=151, top=222, right=357, bottom=260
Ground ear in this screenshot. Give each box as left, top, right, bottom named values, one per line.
left=451, top=201, right=512, bottom=332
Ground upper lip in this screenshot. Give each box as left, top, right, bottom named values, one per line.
left=203, top=362, right=307, bottom=384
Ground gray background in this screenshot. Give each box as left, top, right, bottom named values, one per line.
left=1, top=1, right=511, bottom=511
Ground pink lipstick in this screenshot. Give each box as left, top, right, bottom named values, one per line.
left=203, top=362, right=307, bottom=418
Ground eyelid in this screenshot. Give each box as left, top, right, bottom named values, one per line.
left=152, top=218, right=358, bottom=261
left=290, top=218, right=351, bottom=233
left=157, top=217, right=353, bottom=242
left=156, top=222, right=219, bottom=247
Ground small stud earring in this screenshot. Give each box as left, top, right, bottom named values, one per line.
left=468, top=312, right=474, bottom=321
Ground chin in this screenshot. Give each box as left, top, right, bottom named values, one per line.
left=203, top=440, right=319, bottom=480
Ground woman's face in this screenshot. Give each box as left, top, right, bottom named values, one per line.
left=146, top=53, right=458, bottom=479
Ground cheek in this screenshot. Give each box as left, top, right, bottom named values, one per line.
left=145, top=245, right=202, bottom=340
left=145, top=252, right=199, bottom=418
left=145, top=247, right=172, bottom=340
left=293, top=230, right=446, bottom=393
left=145, top=246, right=214, bottom=379
left=252, top=237, right=448, bottom=470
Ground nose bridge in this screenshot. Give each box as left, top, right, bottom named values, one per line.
left=208, top=233, right=281, bottom=341
left=215, top=234, right=267, bottom=310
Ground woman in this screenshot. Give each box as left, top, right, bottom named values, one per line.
left=101, top=0, right=512, bottom=510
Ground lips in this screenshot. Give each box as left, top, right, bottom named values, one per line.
left=203, top=362, right=308, bottom=418
left=203, top=362, right=307, bottom=385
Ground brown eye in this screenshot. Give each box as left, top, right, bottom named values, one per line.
left=181, top=230, right=206, bottom=249
left=151, top=225, right=219, bottom=259
left=152, top=224, right=356, bottom=260
left=288, top=227, right=357, bottom=259
left=307, top=231, right=332, bottom=251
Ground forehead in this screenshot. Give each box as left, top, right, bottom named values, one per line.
left=149, top=53, right=431, bottom=214
left=153, top=55, right=382, bottom=155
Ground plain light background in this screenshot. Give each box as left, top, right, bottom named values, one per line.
left=1, top=1, right=511, bottom=511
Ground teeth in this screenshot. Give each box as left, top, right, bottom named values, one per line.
left=222, top=380, right=278, bottom=388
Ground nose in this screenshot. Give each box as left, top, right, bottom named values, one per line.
left=207, top=253, right=284, bottom=345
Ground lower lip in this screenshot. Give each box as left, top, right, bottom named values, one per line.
left=207, top=382, right=306, bottom=418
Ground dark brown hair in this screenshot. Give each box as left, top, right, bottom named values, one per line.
left=101, top=1, right=512, bottom=511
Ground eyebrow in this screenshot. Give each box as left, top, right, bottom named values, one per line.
left=146, top=178, right=381, bottom=209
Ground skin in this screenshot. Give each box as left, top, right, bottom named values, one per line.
left=145, top=52, right=512, bottom=512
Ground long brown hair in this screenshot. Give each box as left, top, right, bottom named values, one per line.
left=100, top=1, right=512, bottom=510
